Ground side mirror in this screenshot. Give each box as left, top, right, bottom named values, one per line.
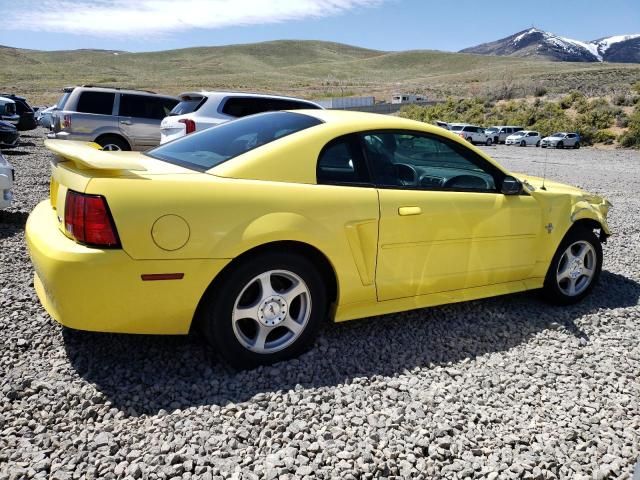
left=502, top=176, right=523, bottom=195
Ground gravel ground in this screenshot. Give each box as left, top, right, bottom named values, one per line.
left=1, top=130, right=639, bottom=479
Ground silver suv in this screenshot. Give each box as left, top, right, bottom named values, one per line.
left=48, top=86, right=178, bottom=151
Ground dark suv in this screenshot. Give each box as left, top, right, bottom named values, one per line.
left=48, top=86, right=179, bottom=151
left=0, top=94, right=37, bottom=131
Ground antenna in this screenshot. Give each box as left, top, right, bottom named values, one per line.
left=541, top=147, right=548, bottom=190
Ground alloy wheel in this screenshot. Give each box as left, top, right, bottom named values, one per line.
left=556, top=240, right=597, bottom=296
left=232, top=270, right=311, bottom=354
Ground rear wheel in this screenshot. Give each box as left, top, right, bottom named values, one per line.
left=466, top=136, right=473, bottom=144
left=542, top=227, right=602, bottom=305
left=96, top=135, right=130, bottom=151
left=485, top=138, right=493, bottom=146
left=574, top=142, right=580, bottom=149
left=199, top=252, right=327, bottom=369
left=536, top=140, right=541, bottom=147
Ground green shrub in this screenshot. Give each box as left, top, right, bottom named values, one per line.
left=534, top=86, right=548, bottom=97
left=618, top=106, right=640, bottom=148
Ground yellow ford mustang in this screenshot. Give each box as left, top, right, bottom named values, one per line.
left=26, top=110, right=611, bottom=368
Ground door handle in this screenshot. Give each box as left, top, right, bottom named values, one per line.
left=398, top=206, right=422, bottom=216
left=120, top=120, right=132, bottom=125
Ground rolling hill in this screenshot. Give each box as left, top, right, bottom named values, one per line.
left=1, top=40, right=639, bottom=105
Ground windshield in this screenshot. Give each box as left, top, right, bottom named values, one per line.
left=169, top=96, right=205, bottom=116
left=485, top=128, right=498, bottom=133
left=511, top=131, right=526, bottom=136
left=146, top=111, right=322, bottom=171
left=57, top=91, right=72, bottom=109
left=550, top=132, right=565, bottom=137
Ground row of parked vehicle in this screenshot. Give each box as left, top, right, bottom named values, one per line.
left=435, top=122, right=582, bottom=149
left=41, top=85, right=323, bottom=151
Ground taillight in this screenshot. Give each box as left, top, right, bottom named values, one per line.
left=459, top=133, right=465, bottom=138
left=64, top=190, right=120, bottom=248
left=178, top=118, right=196, bottom=135
left=63, top=114, right=72, bottom=129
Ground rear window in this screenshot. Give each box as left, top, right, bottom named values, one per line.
left=169, top=96, right=206, bottom=116
left=146, top=111, right=322, bottom=172
left=119, top=94, right=177, bottom=120
left=76, top=91, right=115, bottom=115
left=221, top=97, right=319, bottom=118
left=450, top=125, right=463, bottom=132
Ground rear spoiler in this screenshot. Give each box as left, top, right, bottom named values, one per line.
left=45, top=140, right=146, bottom=171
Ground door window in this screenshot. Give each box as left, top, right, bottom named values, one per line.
left=362, top=131, right=502, bottom=191
left=317, top=135, right=369, bottom=185
left=119, top=95, right=177, bottom=120
left=76, top=91, right=115, bottom=115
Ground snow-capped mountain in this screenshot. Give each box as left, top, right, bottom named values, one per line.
left=460, top=29, right=640, bottom=63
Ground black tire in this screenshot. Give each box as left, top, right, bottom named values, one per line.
left=536, top=140, right=541, bottom=147
left=574, top=142, right=580, bottom=149
left=556, top=141, right=564, bottom=149
left=198, top=252, right=327, bottom=369
left=520, top=140, right=526, bottom=147
left=95, top=135, right=130, bottom=151
left=466, top=136, right=473, bottom=144
left=542, top=227, right=602, bottom=305
left=485, top=138, right=493, bottom=146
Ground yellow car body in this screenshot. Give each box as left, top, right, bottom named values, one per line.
left=26, top=110, right=611, bottom=340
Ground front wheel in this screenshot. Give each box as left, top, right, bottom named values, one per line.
left=485, top=138, right=493, bottom=146
left=542, top=227, right=602, bottom=305
left=556, top=141, right=564, bottom=149
left=520, top=140, right=526, bottom=147
left=199, top=252, right=327, bottom=369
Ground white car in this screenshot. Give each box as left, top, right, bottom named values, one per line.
left=541, top=132, right=581, bottom=149
left=160, top=92, right=323, bottom=144
left=505, top=130, right=541, bottom=147
left=450, top=124, right=492, bottom=145
left=0, top=152, right=14, bottom=209
left=0, top=97, right=19, bottom=126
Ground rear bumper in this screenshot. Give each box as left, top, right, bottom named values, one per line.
left=26, top=200, right=230, bottom=334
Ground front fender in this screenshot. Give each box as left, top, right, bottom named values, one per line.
left=570, top=196, right=612, bottom=236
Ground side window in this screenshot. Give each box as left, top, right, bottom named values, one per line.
left=362, top=131, right=501, bottom=192
left=76, top=91, right=115, bottom=115
left=119, top=95, right=174, bottom=120
left=317, top=135, right=369, bottom=185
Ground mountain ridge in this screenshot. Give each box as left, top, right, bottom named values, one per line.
left=461, top=29, right=640, bottom=63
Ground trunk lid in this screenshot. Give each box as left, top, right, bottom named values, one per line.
left=46, top=139, right=197, bottom=236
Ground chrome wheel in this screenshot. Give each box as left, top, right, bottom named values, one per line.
left=232, top=270, right=311, bottom=354
left=101, top=143, right=121, bottom=151
left=556, top=241, right=596, bottom=297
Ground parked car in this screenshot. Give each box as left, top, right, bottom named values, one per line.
left=0, top=97, right=20, bottom=126
left=541, top=132, right=581, bottom=149
left=27, top=110, right=611, bottom=368
left=0, top=93, right=37, bottom=131
left=435, top=120, right=450, bottom=130
left=48, top=86, right=179, bottom=151
left=37, top=105, right=57, bottom=129
left=488, top=126, right=524, bottom=144
left=505, top=130, right=541, bottom=147
left=160, top=91, right=323, bottom=144
left=454, top=125, right=492, bottom=145
left=0, top=121, right=19, bottom=148
left=0, top=152, right=14, bottom=209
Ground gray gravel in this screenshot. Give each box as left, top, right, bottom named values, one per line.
left=1, top=131, right=639, bottom=479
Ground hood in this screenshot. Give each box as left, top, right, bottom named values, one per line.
left=513, top=173, right=586, bottom=194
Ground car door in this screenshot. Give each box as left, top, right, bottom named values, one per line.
left=361, top=131, right=543, bottom=301
left=118, top=94, right=176, bottom=149
left=566, top=133, right=577, bottom=146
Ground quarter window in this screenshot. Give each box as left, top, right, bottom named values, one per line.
left=76, top=91, right=115, bottom=115
left=119, top=94, right=177, bottom=120
left=362, top=131, right=502, bottom=192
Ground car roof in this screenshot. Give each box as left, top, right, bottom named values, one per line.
left=178, top=91, right=321, bottom=104
left=211, top=110, right=510, bottom=184
left=69, top=86, right=176, bottom=99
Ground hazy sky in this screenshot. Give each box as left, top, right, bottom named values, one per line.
left=1, top=0, right=639, bottom=52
